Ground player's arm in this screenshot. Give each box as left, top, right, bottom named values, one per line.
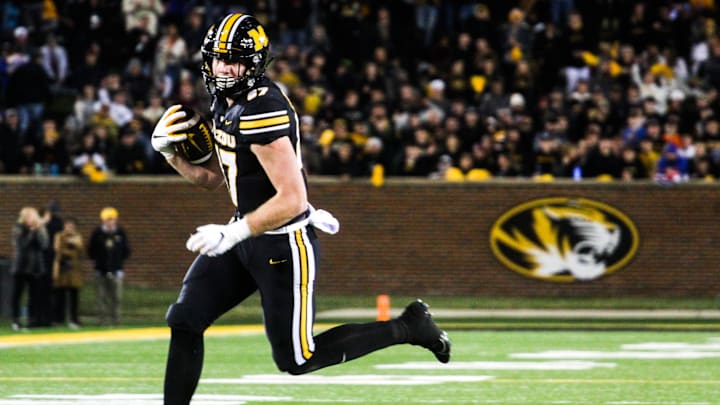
left=185, top=93, right=308, bottom=256
left=165, top=153, right=224, bottom=190
left=152, top=105, right=224, bottom=189
left=184, top=136, right=307, bottom=256
left=244, top=136, right=307, bottom=234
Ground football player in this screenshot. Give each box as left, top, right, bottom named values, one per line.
left=151, top=13, right=450, bottom=405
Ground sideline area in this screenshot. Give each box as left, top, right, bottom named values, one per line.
left=316, top=308, right=720, bottom=320
left=3, top=307, right=720, bottom=347
left=0, top=324, right=267, bottom=348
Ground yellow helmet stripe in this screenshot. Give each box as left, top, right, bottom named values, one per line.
left=216, top=13, right=243, bottom=53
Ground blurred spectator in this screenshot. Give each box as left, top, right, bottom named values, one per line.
left=125, top=13, right=157, bottom=71
left=36, top=119, right=70, bottom=175
left=495, top=152, right=520, bottom=177
left=479, top=79, right=509, bottom=118
left=277, top=0, right=312, bottom=48
left=106, top=90, right=134, bottom=128
left=638, top=137, right=661, bottom=176
left=73, top=84, right=98, bottom=131
left=175, top=71, right=206, bottom=113
left=622, top=2, right=652, bottom=53
left=583, top=137, right=623, bottom=179
left=631, top=64, right=677, bottom=115
left=68, top=48, right=105, bottom=91
left=532, top=132, right=563, bottom=177
left=11, top=26, right=34, bottom=58
left=10, top=206, right=49, bottom=331
left=86, top=2, right=125, bottom=69
left=122, top=0, right=164, bottom=38
left=124, top=58, right=152, bottom=105
left=0, top=108, right=22, bottom=173
left=620, top=146, right=649, bottom=180
left=620, top=108, right=648, bottom=147
left=5, top=51, right=51, bottom=144
left=656, top=142, right=691, bottom=182
left=88, top=207, right=130, bottom=326
left=52, top=217, right=84, bottom=329
left=111, top=128, right=149, bottom=174
left=358, top=136, right=385, bottom=176
left=39, top=33, right=68, bottom=88
left=564, top=11, right=593, bottom=94
left=395, top=143, right=433, bottom=177
left=415, top=0, right=440, bottom=48
left=182, top=7, right=206, bottom=65
left=471, top=141, right=495, bottom=172
left=691, top=138, right=717, bottom=179
left=698, top=33, right=720, bottom=90
left=462, top=4, right=497, bottom=46
left=89, top=104, right=120, bottom=143
left=501, top=8, right=533, bottom=68
left=321, top=140, right=363, bottom=180
left=72, top=130, right=109, bottom=177
left=142, top=92, right=167, bottom=124
left=153, top=22, right=187, bottom=97
left=0, top=1, right=718, bottom=182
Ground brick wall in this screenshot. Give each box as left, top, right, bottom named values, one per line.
left=1, top=176, right=718, bottom=297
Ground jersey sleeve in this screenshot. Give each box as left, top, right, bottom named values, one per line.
left=237, top=91, right=293, bottom=145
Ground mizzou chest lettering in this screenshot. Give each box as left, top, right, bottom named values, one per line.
left=490, top=197, right=639, bottom=282
left=214, top=128, right=236, bottom=149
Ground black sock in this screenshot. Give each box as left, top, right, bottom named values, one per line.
left=289, top=320, right=405, bottom=374
left=164, top=328, right=204, bottom=405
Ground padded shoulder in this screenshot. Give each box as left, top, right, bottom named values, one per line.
left=236, top=84, right=293, bottom=145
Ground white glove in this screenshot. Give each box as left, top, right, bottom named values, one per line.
left=186, top=218, right=252, bottom=256
left=151, top=105, right=189, bottom=159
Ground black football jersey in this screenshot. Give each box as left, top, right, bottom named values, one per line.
left=211, top=77, right=305, bottom=215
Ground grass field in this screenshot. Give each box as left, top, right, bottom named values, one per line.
left=1, top=289, right=719, bottom=404
left=1, top=324, right=719, bottom=404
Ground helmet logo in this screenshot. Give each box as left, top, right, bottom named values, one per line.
left=489, top=197, right=639, bottom=282
left=240, top=37, right=254, bottom=49
left=248, top=26, right=269, bottom=51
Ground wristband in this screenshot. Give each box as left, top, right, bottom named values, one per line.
left=227, top=217, right=252, bottom=243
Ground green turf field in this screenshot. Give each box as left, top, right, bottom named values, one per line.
left=1, top=326, right=719, bottom=404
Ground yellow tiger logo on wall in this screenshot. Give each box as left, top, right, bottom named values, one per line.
left=490, top=197, right=639, bottom=282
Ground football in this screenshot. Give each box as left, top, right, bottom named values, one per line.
left=172, top=105, right=214, bottom=165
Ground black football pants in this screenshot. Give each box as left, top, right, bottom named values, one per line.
left=165, top=226, right=404, bottom=372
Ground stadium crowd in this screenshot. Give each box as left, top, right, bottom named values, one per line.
left=0, top=0, right=719, bottom=182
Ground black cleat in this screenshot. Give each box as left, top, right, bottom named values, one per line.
left=398, top=299, right=451, bottom=363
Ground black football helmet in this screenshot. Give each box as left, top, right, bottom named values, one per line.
left=201, top=13, right=271, bottom=97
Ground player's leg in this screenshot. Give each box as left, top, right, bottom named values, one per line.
left=164, top=251, right=257, bottom=405
left=250, top=229, right=449, bottom=375
left=287, top=300, right=451, bottom=374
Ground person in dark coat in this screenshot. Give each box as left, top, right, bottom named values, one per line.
left=10, top=206, right=49, bottom=331
left=5, top=51, right=51, bottom=145
left=88, top=207, right=130, bottom=326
